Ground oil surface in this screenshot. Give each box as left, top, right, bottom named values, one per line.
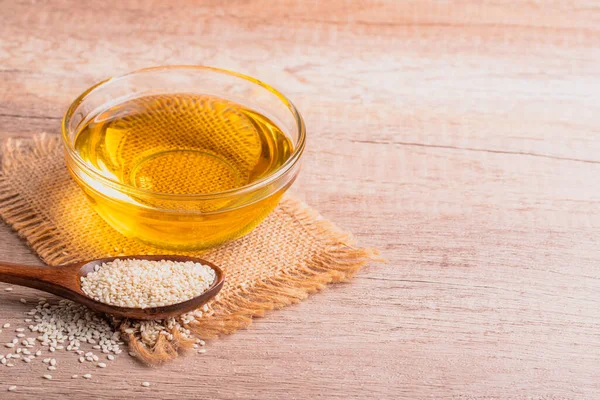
left=71, top=93, right=295, bottom=249
left=74, top=93, right=293, bottom=196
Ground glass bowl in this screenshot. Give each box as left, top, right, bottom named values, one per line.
left=62, top=66, right=305, bottom=250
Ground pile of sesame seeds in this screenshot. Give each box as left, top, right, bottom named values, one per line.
left=1, top=285, right=210, bottom=393
left=80, top=259, right=216, bottom=309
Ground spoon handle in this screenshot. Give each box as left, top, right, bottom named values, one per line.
left=0, top=261, right=81, bottom=296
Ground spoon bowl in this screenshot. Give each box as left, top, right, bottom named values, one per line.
left=0, top=255, right=224, bottom=320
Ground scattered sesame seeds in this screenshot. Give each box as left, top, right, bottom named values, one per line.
left=80, top=259, right=215, bottom=308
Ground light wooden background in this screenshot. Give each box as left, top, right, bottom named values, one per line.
left=1, top=0, right=599, bottom=399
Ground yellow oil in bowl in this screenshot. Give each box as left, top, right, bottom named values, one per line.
left=63, top=67, right=305, bottom=250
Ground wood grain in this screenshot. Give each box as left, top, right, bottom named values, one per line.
left=0, top=0, right=599, bottom=398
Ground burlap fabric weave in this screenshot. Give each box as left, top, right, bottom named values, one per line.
left=0, top=134, right=377, bottom=364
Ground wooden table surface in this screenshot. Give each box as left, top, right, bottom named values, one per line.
left=1, top=1, right=599, bottom=399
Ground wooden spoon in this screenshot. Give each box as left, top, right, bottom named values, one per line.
left=0, top=255, right=224, bottom=320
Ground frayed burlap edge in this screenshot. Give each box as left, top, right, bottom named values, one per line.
left=0, top=134, right=381, bottom=365
left=124, top=197, right=380, bottom=365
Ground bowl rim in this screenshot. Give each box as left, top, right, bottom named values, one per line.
left=61, top=65, right=306, bottom=201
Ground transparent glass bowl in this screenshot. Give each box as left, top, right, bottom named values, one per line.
left=62, top=66, right=305, bottom=250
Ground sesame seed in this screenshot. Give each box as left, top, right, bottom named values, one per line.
left=4, top=344, right=14, bottom=348
left=97, top=362, right=106, bottom=368
left=2, top=323, right=10, bottom=328
left=7, top=386, right=16, bottom=391
left=71, top=375, right=78, bottom=379
left=83, top=374, right=92, bottom=379
left=141, top=382, right=151, bottom=387
left=43, top=374, right=52, bottom=380
left=47, top=365, right=56, bottom=371
left=80, top=259, right=216, bottom=308
left=19, top=299, right=27, bottom=304
left=4, top=288, right=12, bottom=292
left=107, top=354, right=115, bottom=361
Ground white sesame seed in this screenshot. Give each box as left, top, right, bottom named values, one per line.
left=80, top=259, right=216, bottom=308
left=50, top=359, right=56, bottom=366
left=97, top=362, right=106, bottom=368
left=19, top=299, right=27, bottom=304
left=141, top=382, right=151, bottom=387
left=4, top=344, right=14, bottom=348
left=4, top=288, right=12, bottom=292
left=83, top=374, right=92, bottom=379
left=2, top=323, right=9, bottom=328
left=7, top=386, right=16, bottom=391
left=47, top=366, right=56, bottom=371
left=43, top=374, right=52, bottom=380
left=198, top=348, right=206, bottom=354
left=107, top=354, right=115, bottom=361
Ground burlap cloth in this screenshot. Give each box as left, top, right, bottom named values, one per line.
left=0, top=134, right=377, bottom=364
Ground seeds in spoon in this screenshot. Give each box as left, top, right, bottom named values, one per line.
left=80, top=259, right=216, bottom=308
